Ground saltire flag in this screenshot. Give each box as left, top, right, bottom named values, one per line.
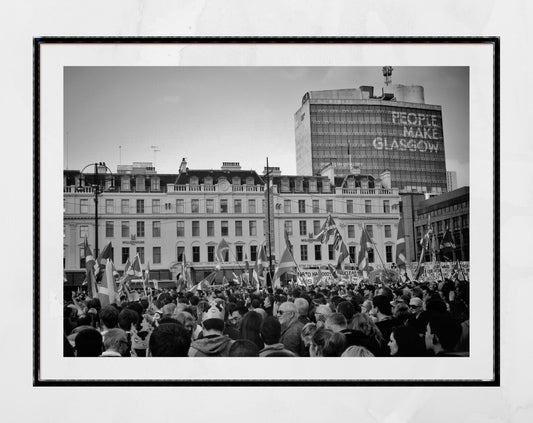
left=357, top=225, right=373, bottom=271
left=439, top=229, right=456, bottom=261
left=273, top=248, right=297, bottom=288
left=82, top=239, right=99, bottom=299
left=232, top=271, right=241, bottom=285
left=336, top=241, right=350, bottom=271
left=98, top=259, right=118, bottom=306
left=216, top=239, right=230, bottom=262
left=314, top=214, right=337, bottom=244
left=395, top=218, right=407, bottom=269
left=284, top=229, right=293, bottom=253
left=95, top=241, right=113, bottom=280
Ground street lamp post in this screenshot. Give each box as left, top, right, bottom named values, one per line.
left=78, top=162, right=113, bottom=257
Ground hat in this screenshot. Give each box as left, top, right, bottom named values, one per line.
left=202, top=301, right=225, bottom=323
left=409, top=297, right=423, bottom=307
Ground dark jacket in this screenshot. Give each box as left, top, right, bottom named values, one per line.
left=280, top=319, right=305, bottom=356
left=188, top=334, right=234, bottom=357
left=259, top=343, right=297, bottom=357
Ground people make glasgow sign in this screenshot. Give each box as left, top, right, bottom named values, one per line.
left=373, top=111, right=441, bottom=153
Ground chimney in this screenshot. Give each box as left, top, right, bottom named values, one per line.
left=379, top=169, right=391, bottom=189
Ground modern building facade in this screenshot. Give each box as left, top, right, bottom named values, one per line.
left=446, top=171, right=458, bottom=191
left=64, top=160, right=402, bottom=287
left=295, top=84, right=448, bottom=194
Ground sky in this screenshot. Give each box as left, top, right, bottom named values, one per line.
left=64, top=66, right=469, bottom=187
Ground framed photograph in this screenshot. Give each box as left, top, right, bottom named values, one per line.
left=34, top=37, right=499, bottom=386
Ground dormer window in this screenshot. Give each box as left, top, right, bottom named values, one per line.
left=246, top=177, right=254, bottom=186
left=204, top=176, right=213, bottom=186
left=190, top=176, right=199, bottom=186
left=232, top=176, right=241, bottom=186
left=151, top=176, right=160, bottom=191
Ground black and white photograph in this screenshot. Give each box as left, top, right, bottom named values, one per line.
left=35, top=39, right=496, bottom=385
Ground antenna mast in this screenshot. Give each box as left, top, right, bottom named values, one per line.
left=150, top=145, right=160, bottom=168
left=382, top=66, right=393, bottom=86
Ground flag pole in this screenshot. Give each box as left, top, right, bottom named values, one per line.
left=265, top=157, right=274, bottom=287
left=363, top=224, right=388, bottom=272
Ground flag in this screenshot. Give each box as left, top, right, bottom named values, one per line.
left=98, top=259, right=118, bottom=306
left=273, top=248, right=297, bottom=286
left=357, top=226, right=373, bottom=271
left=336, top=241, right=350, bottom=270
left=314, top=214, right=337, bottom=244
left=440, top=229, right=456, bottom=260
left=128, top=254, right=143, bottom=277
left=188, top=271, right=216, bottom=293
left=232, top=271, right=241, bottom=285
left=284, top=229, right=293, bottom=253
left=253, top=245, right=268, bottom=287
left=395, top=218, right=407, bottom=269
left=142, top=261, right=150, bottom=296
left=332, top=228, right=343, bottom=251
left=216, top=239, right=230, bottom=262
left=327, top=264, right=339, bottom=279
left=95, top=241, right=113, bottom=279
left=82, top=239, right=98, bottom=298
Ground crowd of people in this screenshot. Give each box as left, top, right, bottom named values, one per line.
left=64, top=277, right=469, bottom=358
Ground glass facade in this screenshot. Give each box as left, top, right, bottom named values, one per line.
left=307, top=103, right=447, bottom=192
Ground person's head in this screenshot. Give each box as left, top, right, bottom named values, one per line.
left=228, top=306, right=246, bottom=328
left=294, top=297, right=309, bottom=318
left=336, top=301, right=356, bottom=323
left=277, top=301, right=298, bottom=328
left=201, top=301, right=226, bottom=335
left=388, top=325, right=420, bottom=357
left=372, top=295, right=392, bottom=317
left=174, top=311, right=196, bottom=337
left=301, top=322, right=318, bottom=348
left=148, top=323, right=191, bottom=357
left=228, top=339, right=259, bottom=357
left=99, top=305, right=119, bottom=330
left=350, top=313, right=384, bottom=344
left=408, top=297, right=424, bottom=316
left=239, top=311, right=264, bottom=348
left=310, top=328, right=346, bottom=357
left=425, top=313, right=462, bottom=354
left=324, top=313, right=348, bottom=333
left=260, top=316, right=282, bottom=345
left=341, top=345, right=375, bottom=357
left=361, top=299, right=373, bottom=314
left=314, top=304, right=332, bottom=327
left=75, top=328, right=103, bottom=357
left=393, top=302, right=410, bottom=324
left=161, top=303, right=177, bottom=318
left=103, top=328, right=130, bottom=356
left=377, top=286, right=394, bottom=301
left=118, top=308, right=139, bottom=332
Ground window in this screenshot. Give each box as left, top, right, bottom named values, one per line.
left=153, top=247, right=161, bottom=264
left=152, top=221, right=161, bottom=238
left=151, top=177, right=160, bottom=191
left=207, top=221, right=215, bottom=237
left=300, top=245, right=308, bottom=261
left=191, top=199, right=200, bottom=213
left=105, top=221, right=113, bottom=237
left=221, top=221, right=229, bottom=236
left=386, top=245, right=393, bottom=263
left=220, top=199, right=228, bottom=213
left=122, top=247, right=129, bottom=264
left=207, top=246, right=215, bottom=262
left=177, top=246, right=184, bottom=262
left=136, top=221, right=145, bottom=237
left=236, top=245, right=243, bottom=261
left=384, top=225, right=391, bottom=238
left=383, top=200, right=391, bottom=213
left=365, top=200, right=372, bottom=213
left=121, top=221, right=129, bottom=238
left=206, top=199, right=214, bottom=213
left=80, top=199, right=89, bottom=214
left=122, top=177, right=130, bottom=191
left=313, top=220, right=321, bottom=236
left=348, top=225, right=355, bottom=238
left=326, top=200, right=333, bottom=213
left=234, top=199, right=242, bottom=213
left=299, top=220, right=307, bottom=236
left=349, top=246, right=356, bottom=263
left=328, top=245, right=334, bottom=260
left=312, top=200, right=320, bottom=213
left=284, top=200, right=291, bottom=213
left=250, top=245, right=257, bottom=262
left=176, top=221, right=184, bottom=237
left=79, top=225, right=89, bottom=239
left=249, top=221, right=257, bottom=236
left=121, top=199, right=129, bottom=214
left=346, top=200, right=354, bottom=214
left=248, top=199, right=256, bottom=214
left=192, top=246, right=200, bottom=262
left=176, top=199, right=184, bottom=213
left=192, top=221, right=200, bottom=236
left=365, top=225, right=373, bottom=239
left=136, top=247, right=145, bottom=263
left=136, top=199, right=144, bottom=214
left=152, top=199, right=161, bottom=214
left=284, top=221, right=293, bottom=235
left=105, top=199, right=114, bottom=214
left=314, top=245, right=322, bottom=261
left=235, top=221, right=243, bottom=236
left=298, top=200, right=306, bottom=213
left=368, top=248, right=374, bottom=263
left=80, top=246, right=86, bottom=269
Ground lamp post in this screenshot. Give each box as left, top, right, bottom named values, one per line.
left=78, top=162, right=113, bottom=258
